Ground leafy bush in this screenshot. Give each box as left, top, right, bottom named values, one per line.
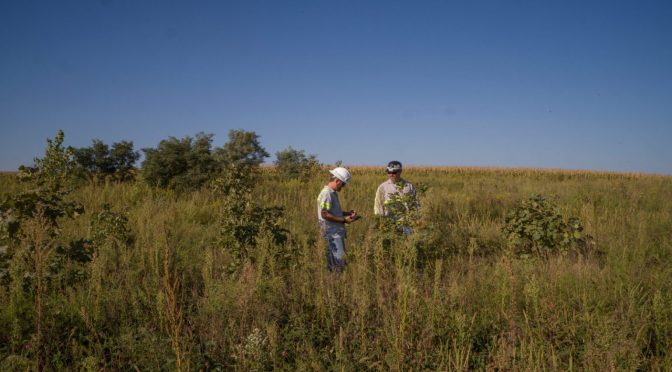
left=90, top=204, right=133, bottom=249
left=274, top=146, right=321, bottom=180
left=374, top=182, right=434, bottom=265
left=214, top=170, right=289, bottom=275
left=219, top=199, right=288, bottom=268
left=502, top=194, right=591, bottom=259
left=49, top=238, right=94, bottom=288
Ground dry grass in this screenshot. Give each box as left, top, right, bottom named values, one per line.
left=1, top=168, right=671, bottom=370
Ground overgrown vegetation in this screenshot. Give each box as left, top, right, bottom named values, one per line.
left=1, top=131, right=671, bottom=370
left=0, top=130, right=85, bottom=370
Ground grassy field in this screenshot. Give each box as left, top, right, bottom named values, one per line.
left=1, top=167, right=671, bottom=370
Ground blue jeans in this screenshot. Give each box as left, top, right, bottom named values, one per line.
left=325, top=233, right=346, bottom=272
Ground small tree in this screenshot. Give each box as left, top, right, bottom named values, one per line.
left=2, top=130, right=84, bottom=253
left=274, top=146, right=321, bottom=180
left=374, top=182, right=430, bottom=265
left=18, top=130, right=77, bottom=191
left=208, top=131, right=291, bottom=275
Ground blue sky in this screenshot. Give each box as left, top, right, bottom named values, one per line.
left=1, top=0, right=671, bottom=173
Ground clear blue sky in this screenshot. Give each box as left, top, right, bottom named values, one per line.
left=2, top=1, right=671, bottom=174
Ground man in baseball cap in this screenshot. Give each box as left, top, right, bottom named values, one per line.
left=374, top=161, right=419, bottom=234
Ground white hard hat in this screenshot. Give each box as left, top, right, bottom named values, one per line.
left=329, top=167, right=352, bottom=184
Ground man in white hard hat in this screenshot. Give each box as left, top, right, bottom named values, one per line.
left=316, top=166, right=359, bottom=271
left=374, top=161, right=419, bottom=234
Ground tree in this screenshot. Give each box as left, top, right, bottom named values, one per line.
left=140, top=130, right=269, bottom=193
left=3, top=130, right=83, bottom=245
left=274, top=146, right=321, bottom=180
left=214, top=130, right=269, bottom=173
left=141, top=133, right=216, bottom=191
left=109, top=141, right=140, bottom=176
left=73, top=139, right=140, bottom=181
left=18, top=130, right=77, bottom=191
left=73, top=140, right=113, bottom=174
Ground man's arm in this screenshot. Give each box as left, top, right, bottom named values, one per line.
left=374, top=184, right=385, bottom=215
left=321, top=209, right=355, bottom=224
left=409, top=183, right=420, bottom=210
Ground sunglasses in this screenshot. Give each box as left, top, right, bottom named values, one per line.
left=387, top=170, right=400, bottom=175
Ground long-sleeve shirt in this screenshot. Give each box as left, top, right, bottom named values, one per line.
left=373, top=179, right=419, bottom=217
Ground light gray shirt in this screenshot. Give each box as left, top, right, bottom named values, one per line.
left=374, top=179, right=419, bottom=217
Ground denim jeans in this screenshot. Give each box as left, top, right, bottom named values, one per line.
left=325, top=232, right=346, bottom=272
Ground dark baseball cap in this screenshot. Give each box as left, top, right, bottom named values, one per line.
left=386, top=161, right=402, bottom=172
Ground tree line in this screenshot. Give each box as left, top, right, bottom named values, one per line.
left=19, top=129, right=322, bottom=190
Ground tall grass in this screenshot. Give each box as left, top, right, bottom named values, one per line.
left=1, top=167, right=671, bottom=370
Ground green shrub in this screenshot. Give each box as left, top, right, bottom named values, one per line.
left=373, top=182, right=433, bottom=265
left=90, top=204, right=133, bottom=249
left=502, top=194, right=591, bottom=259
left=216, top=181, right=288, bottom=275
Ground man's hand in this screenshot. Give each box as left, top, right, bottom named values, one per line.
left=345, top=211, right=361, bottom=223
